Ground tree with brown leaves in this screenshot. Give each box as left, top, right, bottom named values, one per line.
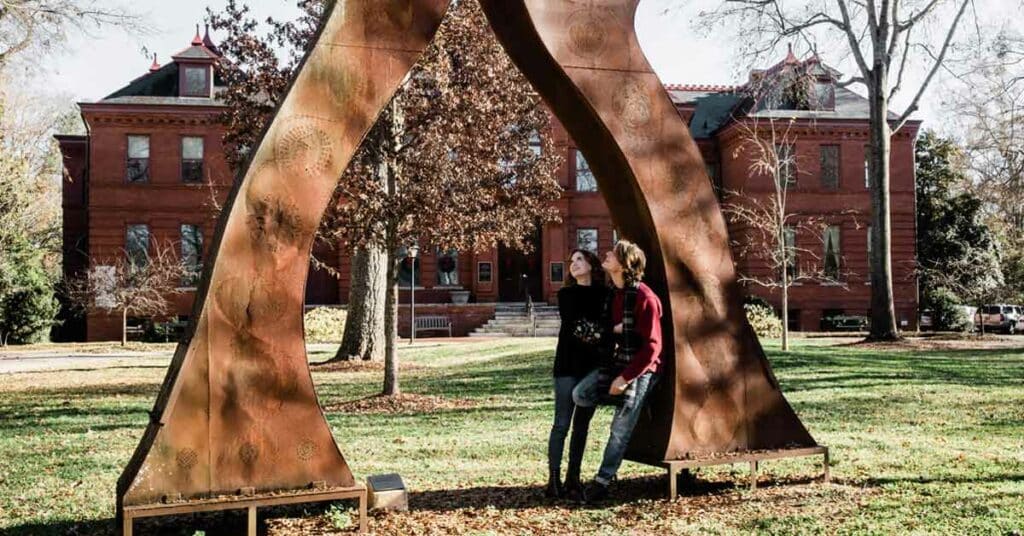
left=321, top=0, right=563, bottom=395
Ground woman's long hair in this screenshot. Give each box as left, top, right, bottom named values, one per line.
left=564, top=248, right=604, bottom=287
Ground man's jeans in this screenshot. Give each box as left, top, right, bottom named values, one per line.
left=572, top=369, right=657, bottom=485
left=548, top=376, right=596, bottom=479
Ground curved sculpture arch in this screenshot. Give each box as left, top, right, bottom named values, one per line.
left=117, top=0, right=817, bottom=516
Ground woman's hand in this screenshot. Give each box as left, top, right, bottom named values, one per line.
left=609, top=375, right=629, bottom=395
left=613, top=323, right=623, bottom=334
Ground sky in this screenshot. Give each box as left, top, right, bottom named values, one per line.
left=25, top=0, right=1017, bottom=132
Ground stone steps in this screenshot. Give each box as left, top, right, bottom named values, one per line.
left=469, top=303, right=562, bottom=338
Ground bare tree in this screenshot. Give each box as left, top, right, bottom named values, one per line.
left=0, top=0, right=143, bottom=71
left=724, top=115, right=855, bottom=350
left=65, top=242, right=187, bottom=346
left=673, top=0, right=974, bottom=340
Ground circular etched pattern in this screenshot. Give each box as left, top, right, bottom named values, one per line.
left=567, top=8, right=613, bottom=58
left=239, top=442, right=259, bottom=465
left=297, top=439, right=318, bottom=462
left=612, top=78, right=653, bottom=130
left=176, top=448, right=198, bottom=471
left=276, top=123, right=333, bottom=178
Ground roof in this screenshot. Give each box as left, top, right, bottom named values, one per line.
left=666, top=87, right=744, bottom=138
left=172, top=45, right=219, bottom=62
left=746, top=86, right=900, bottom=121
left=98, top=27, right=224, bottom=105
left=102, top=57, right=225, bottom=104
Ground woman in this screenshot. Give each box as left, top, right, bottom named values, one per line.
left=546, top=248, right=608, bottom=500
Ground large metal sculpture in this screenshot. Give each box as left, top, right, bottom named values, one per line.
left=117, top=0, right=821, bottom=532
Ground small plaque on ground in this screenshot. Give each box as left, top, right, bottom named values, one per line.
left=367, top=473, right=408, bottom=512
left=368, top=473, right=405, bottom=492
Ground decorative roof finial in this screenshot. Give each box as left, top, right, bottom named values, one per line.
left=785, top=43, right=798, bottom=64
left=149, top=53, right=160, bottom=72
left=192, top=24, right=203, bottom=46
left=202, top=23, right=219, bottom=53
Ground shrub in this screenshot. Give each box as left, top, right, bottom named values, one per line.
left=925, top=288, right=972, bottom=332
left=745, top=303, right=783, bottom=339
left=0, top=241, right=58, bottom=345
left=304, top=307, right=347, bottom=343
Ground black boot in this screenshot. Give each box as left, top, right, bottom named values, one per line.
left=584, top=480, right=610, bottom=504
left=544, top=469, right=563, bottom=499
left=563, top=471, right=584, bottom=502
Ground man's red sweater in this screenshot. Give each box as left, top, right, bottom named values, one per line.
left=610, top=282, right=664, bottom=382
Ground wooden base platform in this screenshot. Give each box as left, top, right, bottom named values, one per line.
left=630, top=446, right=830, bottom=500
left=121, top=484, right=367, bottom=536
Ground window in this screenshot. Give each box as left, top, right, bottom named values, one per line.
left=823, top=225, right=841, bottom=280
left=576, top=228, right=598, bottom=253
left=819, top=145, right=839, bottom=190
left=437, top=249, right=459, bottom=286
left=550, top=262, right=565, bottom=283
left=813, top=80, right=835, bottom=110
left=126, top=135, right=150, bottom=183
left=783, top=226, right=798, bottom=279
left=183, top=66, right=209, bottom=97
left=478, top=262, right=492, bottom=283
left=864, top=147, right=871, bottom=188
left=181, top=224, right=203, bottom=286
left=575, top=150, right=597, bottom=192
left=126, top=224, right=150, bottom=269
left=775, top=143, right=796, bottom=188
left=612, top=229, right=619, bottom=245
left=529, top=131, right=542, bottom=158
left=181, top=137, right=204, bottom=183
left=397, top=245, right=421, bottom=287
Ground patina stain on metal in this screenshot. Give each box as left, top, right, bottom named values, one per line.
left=117, top=0, right=818, bottom=523
left=477, top=0, right=817, bottom=462
left=115, top=0, right=452, bottom=520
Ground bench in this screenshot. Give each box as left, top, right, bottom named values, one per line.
left=414, top=316, right=453, bottom=337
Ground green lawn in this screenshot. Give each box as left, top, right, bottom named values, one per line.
left=0, top=338, right=1022, bottom=535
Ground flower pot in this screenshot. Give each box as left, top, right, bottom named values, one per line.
left=450, top=290, right=471, bottom=305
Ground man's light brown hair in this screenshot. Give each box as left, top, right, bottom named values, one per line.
left=614, top=240, right=646, bottom=286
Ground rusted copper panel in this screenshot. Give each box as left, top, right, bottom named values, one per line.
left=117, top=0, right=452, bottom=512
left=479, top=0, right=817, bottom=462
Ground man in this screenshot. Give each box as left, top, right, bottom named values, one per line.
left=572, top=240, right=663, bottom=502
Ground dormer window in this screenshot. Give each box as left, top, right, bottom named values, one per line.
left=813, top=79, right=836, bottom=110
left=182, top=65, right=210, bottom=97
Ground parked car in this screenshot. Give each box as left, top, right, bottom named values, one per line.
left=920, top=310, right=934, bottom=331
left=974, top=304, right=1022, bottom=334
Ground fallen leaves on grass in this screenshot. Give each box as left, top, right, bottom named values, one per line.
left=324, top=393, right=477, bottom=415
left=312, top=360, right=422, bottom=373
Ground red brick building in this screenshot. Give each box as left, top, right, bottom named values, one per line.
left=58, top=31, right=920, bottom=341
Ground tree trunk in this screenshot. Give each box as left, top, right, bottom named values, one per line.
left=780, top=226, right=790, bottom=352
left=121, top=307, right=128, bottom=347
left=382, top=248, right=400, bottom=396
left=333, top=245, right=387, bottom=361
left=867, top=77, right=901, bottom=342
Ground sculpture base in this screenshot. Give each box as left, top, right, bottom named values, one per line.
left=120, top=484, right=367, bottom=536
left=628, top=446, right=830, bottom=501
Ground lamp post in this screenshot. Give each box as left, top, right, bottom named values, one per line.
left=408, top=243, right=420, bottom=345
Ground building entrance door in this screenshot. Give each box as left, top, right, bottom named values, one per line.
left=498, top=224, right=543, bottom=302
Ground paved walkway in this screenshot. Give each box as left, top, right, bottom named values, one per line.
left=0, top=350, right=172, bottom=374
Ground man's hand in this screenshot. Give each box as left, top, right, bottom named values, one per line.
left=609, top=375, right=629, bottom=395
left=613, top=323, right=623, bottom=334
